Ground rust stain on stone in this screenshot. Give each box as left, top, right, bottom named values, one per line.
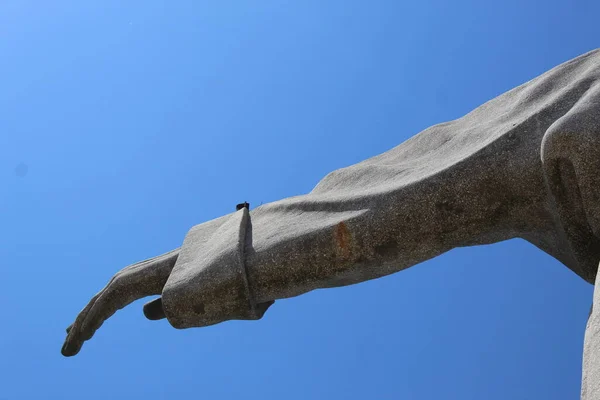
left=334, top=222, right=352, bottom=259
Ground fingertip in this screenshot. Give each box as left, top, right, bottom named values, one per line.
left=61, top=340, right=80, bottom=357
left=61, top=344, right=72, bottom=357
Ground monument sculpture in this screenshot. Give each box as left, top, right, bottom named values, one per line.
left=62, top=49, right=600, bottom=398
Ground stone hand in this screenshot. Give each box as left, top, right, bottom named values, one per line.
left=61, top=249, right=179, bottom=357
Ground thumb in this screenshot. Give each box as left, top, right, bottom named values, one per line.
left=143, top=297, right=166, bottom=320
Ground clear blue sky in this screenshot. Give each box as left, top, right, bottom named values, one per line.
left=1, top=1, right=599, bottom=399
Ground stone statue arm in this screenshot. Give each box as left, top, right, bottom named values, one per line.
left=62, top=48, right=600, bottom=358
left=61, top=179, right=442, bottom=356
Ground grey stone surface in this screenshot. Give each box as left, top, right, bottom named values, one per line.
left=582, top=263, right=600, bottom=400
left=62, top=49, right=600, bottom=396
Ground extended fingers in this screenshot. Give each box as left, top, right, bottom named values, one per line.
left=61, top=290, right=104, bottom=356
left=62, top=275, right=161, bottom=357
left=61, top=248, right=180, bottom=357
left=79, top=273, right=153, bottom=338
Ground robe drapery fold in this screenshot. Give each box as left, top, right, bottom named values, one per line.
left=162, top=208, right=272, bottom=328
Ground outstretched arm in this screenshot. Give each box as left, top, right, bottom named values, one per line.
left=62, top=145, right=528, bottom=356
left=62, top=49, right=600, bottom=358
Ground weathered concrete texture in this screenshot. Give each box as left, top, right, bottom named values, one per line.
left=582, top=263, right=600, bottom=400
left=64, top=47, right=600, bottom=391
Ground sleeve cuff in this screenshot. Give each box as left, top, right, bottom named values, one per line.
left=161, top=207, right=271, bottom=329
